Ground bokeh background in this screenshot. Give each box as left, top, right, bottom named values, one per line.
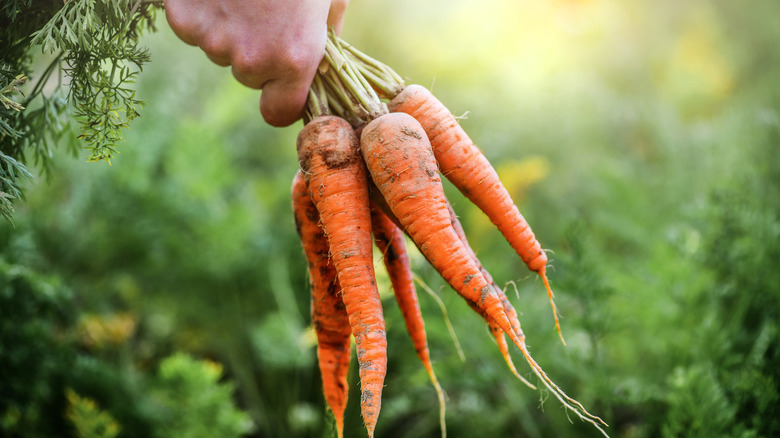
left=2, top=0, right=779, bottom=436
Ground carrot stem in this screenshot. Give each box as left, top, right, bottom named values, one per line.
left=320, top=32, right=386, bottom=125
left=339, top=38, right=405, bottom=97
left=305, top=74, right=330, bottom=122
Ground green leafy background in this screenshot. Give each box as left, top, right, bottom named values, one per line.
left=2, top=0, right=779, bottom=437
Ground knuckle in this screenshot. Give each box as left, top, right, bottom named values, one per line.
left=230, top=49, right=266, bottom=78
left=199, top=33, right=231, bottom=58
left=165, top=9, right=200, bottom=45
left=276, top=43, right=321, bottom=80
left=260, top=88, right=307, bottom=127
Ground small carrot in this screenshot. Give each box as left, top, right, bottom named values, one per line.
left=369, top=201, right=447, bottom=437
left=360, top=112, right=518, bottom=345
left=292, top=170, right=352, bottom=438
left=297, top=116, right=387, bottom=438
left=389, top=84, right=565, bottom=345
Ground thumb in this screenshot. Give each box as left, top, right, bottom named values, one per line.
left=327, top=0, right=350, bottom=35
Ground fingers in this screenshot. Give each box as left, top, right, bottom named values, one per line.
left=166, top=0, right=232, bottom=66
left=259, top=78, right=313, bottom=127
left=256, top=36, right=326, bottom=126
left=206, top=53, right=231, bottom=67
left=163, top=0, right=341, bottom=126
left=229, top=21, right=326, bottom=126
left=328, top=0, right=350, bottom=35
left=164, top=0, right=207, bottom=46
left=201, top=31, right=232, bottom=67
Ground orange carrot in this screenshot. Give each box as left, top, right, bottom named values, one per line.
left=446, top=201, right=534, bottom=389
left=369, top=202, right=431, bottom=369
left=369, top=201, right=447, bottom=437
left=367, top=179, right=515, bottom=382
left=297, top=116, right=387, bottom=438
left=360, top=112, right=518, bottom=345
left=361, top=112, right=607, bottom=435
left=292, top=170, right=352, bottom=438
left=298, top=32, right=609, bottom=436
left=389, top=84, right=565, bottom=345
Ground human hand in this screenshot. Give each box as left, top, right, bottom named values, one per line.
left=164, top=0, right=350, bottom=127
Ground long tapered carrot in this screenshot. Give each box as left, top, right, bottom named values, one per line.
left=297, top=116, right=387, bottom=438
left=389, top=84, right=565, bottom=345
left=367, top=179, right=512, bottom=379
left=445, top=190, right=607, bottom=434
left=446, top=201, right=525, bottom=352
left=292, top=170, right=352, bottom=438
left=362, top=112, right=607, bottom=435
left=360, top=112, right=518, bottom=343
left=445, top=201, right=534, bottom=389
left=369, top=201, right=447, bottom=437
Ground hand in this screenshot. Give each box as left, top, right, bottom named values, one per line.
left=164, top=0, right=350, bottom=127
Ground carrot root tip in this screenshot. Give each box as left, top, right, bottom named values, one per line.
left=539, top=270, right=566, bottom=346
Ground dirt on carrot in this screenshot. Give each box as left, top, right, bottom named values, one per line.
left=292, top=170, right=352, bottom=438
left=297, top=115, right=387, bottom=438
left=289, top=30, right=609, bottom=438
left=389, top=84, right=565, bottom=345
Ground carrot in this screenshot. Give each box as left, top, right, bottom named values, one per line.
left=359, top=111, right=519, bottom=345
left=443, top=199, right=607, bottom=436
left=446, top=201, right=534, bottom=389
left=359, top=113, right=609, bottom=435
left=305, top=33, right=608, bottom=436
left=292, top=170, right=352, bottom=438
left=369, top=201, right=447, bottom=437
left=369, top=202, right=430, bottom=366
left=388, top=84, right=565, bottom=345
left=297, top=116, right=387, bottom=438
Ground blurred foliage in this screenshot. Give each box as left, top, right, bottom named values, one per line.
left=2, top=0, right=780, bottom=437
left=0, top=251, right=252, bottom=437
left=65, top=389, right=121, bottom=438
left=148, top=353, right=254, bottom=438
left=0, top=257, right=75, bottom=436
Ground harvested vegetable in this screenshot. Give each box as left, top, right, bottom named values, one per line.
left=292, top=170, right=352, bottom=438
left=297, top=115, right=387, bottom=438
left=289, top=30, right=609, bottom=438
left=370, top=202, right=446, bottom=437
left=388, top=84, right=565, bottom=345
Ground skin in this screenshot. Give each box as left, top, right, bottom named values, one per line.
left=164, top=0, right=350, bottom=127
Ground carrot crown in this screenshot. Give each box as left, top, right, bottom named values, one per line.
left=305, top=29, right=404, bottom=127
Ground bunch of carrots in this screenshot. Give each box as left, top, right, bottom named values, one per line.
left=291, top=31, right=608, bottom=438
